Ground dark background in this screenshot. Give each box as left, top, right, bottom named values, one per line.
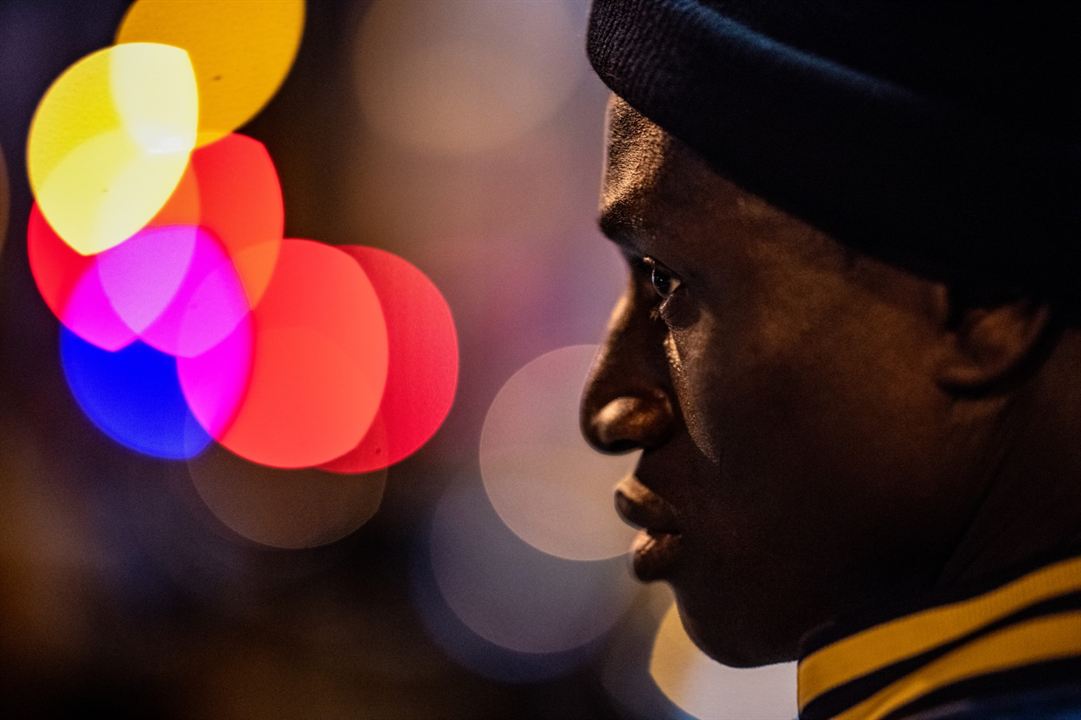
left=0, top=2, right=778, bottom=718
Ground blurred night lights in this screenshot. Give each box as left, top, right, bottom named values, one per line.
left=30, top=202, right=141, bottom=351
left=322, top=246, right=458, bottom=474
left=428, top=477, right=638, bottom=656
left=650, top=603, right=798, bottom=720
left=175, top=308, right=253, bottom=443
left=354, top=0, right=586, bottom=155
left=27, top=134, right=283, bottom=354
left=26, top=43, right=198, bottom=255
left=25, top=0, right=460, bottom=501
left=94, top=225, right=201, bottom=342
left=412, top=527, right=599, bottom=684
left=117, top=0, right=306, bottom=147
left=60, top=327, right=211, bottom=461
left=163, top=132, right=285, bottom=309
left=187, top=239, right=388, bottom=470
left=480, top=344, right=638, bottom=561
left=187, top=444, right=386, bottom=550
left=98, top=225, right=251, bottom=358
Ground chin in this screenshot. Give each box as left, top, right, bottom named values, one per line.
left=673, top=586, right=801, bottom=668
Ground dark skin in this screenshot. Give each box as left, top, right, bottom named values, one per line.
left=582, top=97, right=1081, bottom=666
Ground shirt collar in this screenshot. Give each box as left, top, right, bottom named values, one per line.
left=797, top=551, right=1081, bottom=720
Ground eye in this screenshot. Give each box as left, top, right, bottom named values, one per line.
left=643, top=257, right=682, bottom=299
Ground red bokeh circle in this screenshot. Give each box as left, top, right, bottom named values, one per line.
left=322, top=245, right=458, bottom=473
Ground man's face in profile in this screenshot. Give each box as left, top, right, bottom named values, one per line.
left=581, top=98, right=988, bottom=666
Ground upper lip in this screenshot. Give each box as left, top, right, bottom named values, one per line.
left=614, top=475, right=682, bottom=534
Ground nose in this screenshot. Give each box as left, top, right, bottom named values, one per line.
left=581, top=292, right=676, bottom=454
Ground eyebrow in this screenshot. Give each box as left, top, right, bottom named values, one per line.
left=597, top=199, right=645, bottom=254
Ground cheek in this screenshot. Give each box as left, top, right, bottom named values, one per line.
left=665, top=282, right=957, bottom=528
left=664, top=328, right=724, bottom=465
left=668, top=314, right=901, bottom=530
left=694, top=318, right=960, bottom=562
left=665, top=303, right=799, bottom=478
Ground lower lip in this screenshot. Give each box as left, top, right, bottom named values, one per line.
left=631, top=529, right=682, bottom=581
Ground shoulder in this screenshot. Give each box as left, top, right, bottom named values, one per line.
left=897, top=683, right=1081, bottom=720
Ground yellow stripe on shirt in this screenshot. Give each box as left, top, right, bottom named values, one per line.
left=798, top=555, right=1081, bottom=711
left=831, top=610, right=1081, bottom=720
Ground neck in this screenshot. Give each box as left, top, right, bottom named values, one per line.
left=937, top=328, right=1081, bottom=589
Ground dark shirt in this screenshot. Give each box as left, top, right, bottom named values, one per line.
left=797, top=552, right=1081, bottom=719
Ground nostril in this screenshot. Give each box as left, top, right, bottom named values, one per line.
left=588, top=394, right=672, bottom=453
left=600, top=438, right=639, bottom=454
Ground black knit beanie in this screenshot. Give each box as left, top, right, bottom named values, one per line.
left=587, top=1, right=1080, bottom=303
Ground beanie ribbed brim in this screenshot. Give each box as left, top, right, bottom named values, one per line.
left=587, top=0, right=1080, bottom=298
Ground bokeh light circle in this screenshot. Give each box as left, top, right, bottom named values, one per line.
left=180, top=239, right=388, bottom=469
left=651, top=602, right=798, bottom=720
left=60, top=327, right=211, bottom=460
left=28, top=203, right=137, bottom=351
left=135, top=132, right=284, bottom=311
left=429, top=477, right=638, bottom=655
left=187, top=444, right=386, bottom=550
left=480, top=344, right=638, bottom=561
left=97, top=225, right=250, bottom=357
left=354, top=0, right=585, bottom=155
left=322, top=246, right=458, bottom=474
left=28, top=208, right=251, bottom=358
left=26, top=43, right=198, bottom=255
left=412, top=533, right=597, bottom=684
left=95, top=224, right=196, bottom=335
left=180, top=133, right=284, bottom=309
left=175, top=310, right=253, bottom=446
left=117, top=0, right=305, bottom=147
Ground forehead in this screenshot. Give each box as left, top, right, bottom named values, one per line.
left=599, top=96, right=845, bottom=275
left=600, top=97, right=796, bottom=246
left=600, top=97, right=719, bottom=243
left=601, top=97, right=668, bottom=215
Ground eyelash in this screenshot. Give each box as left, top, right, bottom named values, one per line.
left=635, top=256, right=683, bottom=320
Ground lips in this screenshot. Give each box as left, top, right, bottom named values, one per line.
left=615, top=475, right=683, bottom=581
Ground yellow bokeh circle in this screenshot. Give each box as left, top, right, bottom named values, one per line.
left=27, top=43, right=198, bottom=256
left=117, top=0, right=305, bottom=147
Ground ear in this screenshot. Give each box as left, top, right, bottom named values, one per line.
left=933, top=285, right=1055, bottom=392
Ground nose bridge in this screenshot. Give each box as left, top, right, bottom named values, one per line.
left=581, top=288, right=674, bottom=453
